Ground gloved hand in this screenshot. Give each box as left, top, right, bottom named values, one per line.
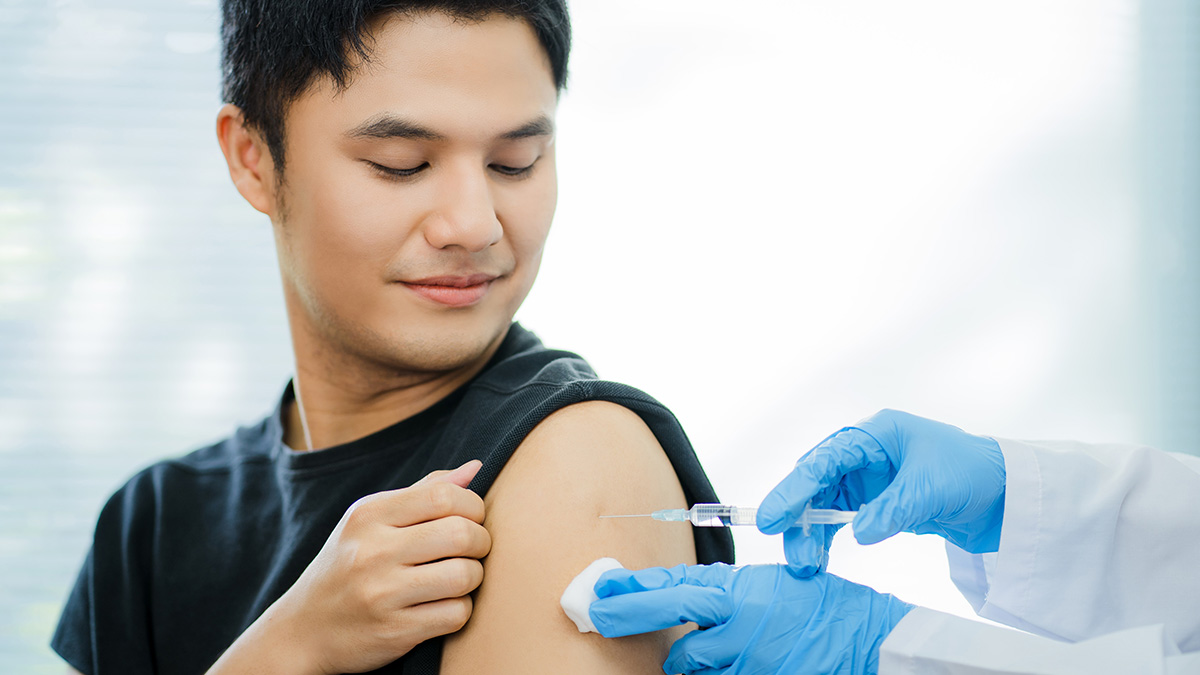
left=757, top=409, right=1006, bottom=576
left=588, top=563, right=913, bottom=675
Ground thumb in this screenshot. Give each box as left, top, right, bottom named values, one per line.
left=853, top=480, right=925, bottom=545
left=414, top=459, right=482, bottom=489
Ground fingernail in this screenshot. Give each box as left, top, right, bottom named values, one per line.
left=587, top=607, right=611, bottom=636
left=451, top=459, right=482, bottom=475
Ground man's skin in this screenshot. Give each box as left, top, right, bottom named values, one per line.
left=65, top=10, right=698, bottom=674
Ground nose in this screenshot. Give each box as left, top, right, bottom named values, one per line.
left=421, top=164, right=503, bottom=253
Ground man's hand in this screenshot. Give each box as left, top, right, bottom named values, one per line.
left=207, top=460, right=491, bottom=675
left=756, top=410, right=1006, bottom=576
left=589, top=563, right=912, bottom=675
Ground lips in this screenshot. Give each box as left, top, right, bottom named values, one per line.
left=399, top=273, right=498, bottom=308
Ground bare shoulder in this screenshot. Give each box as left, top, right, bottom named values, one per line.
left=441, top=401, right=698, bottom=673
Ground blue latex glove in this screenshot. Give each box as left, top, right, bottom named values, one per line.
left=757, top=409, right=1006, bottom=576
left=589, top=563, right=913, bottom=675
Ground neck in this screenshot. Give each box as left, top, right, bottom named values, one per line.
left=282, top=316, right=505, bottom=453
left=284, top=360, right=488, bottom=451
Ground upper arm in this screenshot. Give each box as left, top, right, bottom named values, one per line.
left=441, top=401, right=698, bottom=674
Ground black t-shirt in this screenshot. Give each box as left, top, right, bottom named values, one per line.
left=52, top=323, right=734, bottom=674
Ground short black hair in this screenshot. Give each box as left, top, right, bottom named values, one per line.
left=220, top=0, right=571, bottom=174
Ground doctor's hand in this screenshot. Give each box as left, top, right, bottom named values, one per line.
left=588, top=563, right=913, bottom=675
left=757, top=409, right=1005, bottom=576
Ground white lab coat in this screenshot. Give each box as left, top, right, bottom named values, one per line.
left=879, top=438, right=1200, bottom=674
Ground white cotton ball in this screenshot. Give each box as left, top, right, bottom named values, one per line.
left=560, top=557, right=626, bottom=633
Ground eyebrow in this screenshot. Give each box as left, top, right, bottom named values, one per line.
left=498, top=115, right=555, bottom=141
left=344, top=113, right=554, bottom=142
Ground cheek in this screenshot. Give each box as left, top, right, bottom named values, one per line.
left=505, top=168, right=558, bottom=263
left=285, top=165, right=416, bottom=300
left=314, top=171, right=401, bottom=249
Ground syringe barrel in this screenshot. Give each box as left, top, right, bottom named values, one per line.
left=727, top=506, right=757, bottom=526
left=688, top=504, right=758, bottom=527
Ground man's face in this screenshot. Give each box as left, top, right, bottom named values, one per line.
left=273, top=12, right=558, bottom=374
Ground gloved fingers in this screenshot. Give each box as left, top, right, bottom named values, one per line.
left=594, top=565, right=680, bottom=597
left=852, top=476, right=927, bottom=545
left=849, top=409, right=909, bottom=450
left=664, top=625, right=738, bottom=674
left=595, top=563, right=734, bottom=598
left=781, top=523, right=839, bottom=577
left=685, top=667, right=727, bottom=675
left=589, top=585, right=733, bottom=637
left=757, top=428, right=883, bottom=535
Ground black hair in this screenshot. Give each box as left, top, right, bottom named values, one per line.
left=220, top=0, right=571, bottom=174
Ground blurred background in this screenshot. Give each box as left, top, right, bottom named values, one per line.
left=1, top=0, right=1197, bottom=670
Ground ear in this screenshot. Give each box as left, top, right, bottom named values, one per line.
left=216, top=104, right=278, bottom=216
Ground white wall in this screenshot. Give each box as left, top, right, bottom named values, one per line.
left=522, top=0, right=1151, bottom=617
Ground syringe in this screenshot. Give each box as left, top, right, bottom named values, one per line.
left=600, top=503, right=856, bottom=533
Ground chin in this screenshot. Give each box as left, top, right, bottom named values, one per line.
left=369, top=318, right=509, bottom=373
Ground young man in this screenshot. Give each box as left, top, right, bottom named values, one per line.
left=51, top=2, right=733, bottom=673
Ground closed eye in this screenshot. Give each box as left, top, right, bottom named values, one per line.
left=366, top=160, right=428, bottom=181
left=490, top=159, right=538, bottom=179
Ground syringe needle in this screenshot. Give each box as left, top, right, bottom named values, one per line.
left=598, top=514, right=652, bottom=518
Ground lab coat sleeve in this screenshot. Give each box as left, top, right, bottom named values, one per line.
left=945, top=438, right=1200, bottom=653
left=880, top=607, right=1200, bottom=675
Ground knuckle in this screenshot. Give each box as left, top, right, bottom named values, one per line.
left=343, top=495, right=378, bottom=528
left=358, top=542, right=391, bottom=572
left=875, top=408, right=906, bottom=424
left=426, top=482, right=458, bottom=515
left=357, top=577, right=390, bottom=611
left=438, top=516, right=474, bottom=553
left=446, top=558, right=483, bottom=596
left=465, top=491, right=486, bottom=519
left=445, top=595, right=473, bottom=631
